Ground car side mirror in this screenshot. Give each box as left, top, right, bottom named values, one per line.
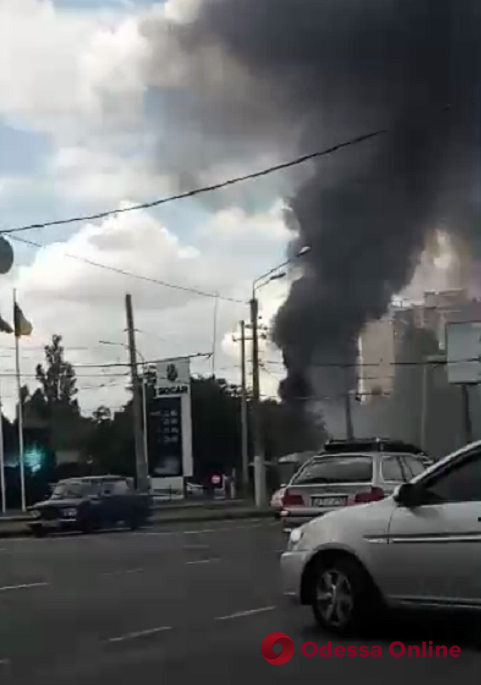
left=394, top=483, right=422, bottom=508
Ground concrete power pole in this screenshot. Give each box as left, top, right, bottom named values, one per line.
left=250, top=297, right=266, bottom=507
left=461, top=384, right=473, bottom=444
left=343, top=365, right=354, bottom=440
left=239, top=321, right=249, bottom=491
left=125, top=294, right=149, bottom=491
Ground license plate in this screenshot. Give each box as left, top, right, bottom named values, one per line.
left=311, top=496, right=347, bottom=508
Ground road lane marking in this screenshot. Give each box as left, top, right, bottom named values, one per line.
left=0, top=659, right=9, bottom=665
left=187, top=558, right=220, bottom=565
left=215, top=606, right=277, bottom=621
left=139, top=522, right=274, bottom=537
left=102, top=568, right=144, bottom=577
left=183, top=544, right=209, bottom=550
left=0, top=520, right=276, bottom=544
left=107, top=626, right=172, bottom=644
left=0, top=582, right=48, bottom=592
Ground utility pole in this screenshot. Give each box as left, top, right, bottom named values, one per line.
left=239, top=321, right=249, bottom=491
left=250, top=297, right=266, bottom=507
left=421, top=362, right=429, bottom=451
left=461, top=384, right=473, bottom=444
left=0, top=377, right=5, bottom=514
left=343, top=365, right=354, bottom=439
left=125, top=294, right=149, bottom=491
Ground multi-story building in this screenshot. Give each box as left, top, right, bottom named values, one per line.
left=358, top=289, right=481, bottom=402
left=358, top=314, right=396, bottom=401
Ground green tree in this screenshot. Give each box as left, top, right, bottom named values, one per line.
left=260, top=398, right=324, bottom=459
left=190, top=376, right=241, bottom=479
left=87, top=372, right=325, bottom=486
left=92, top=406, right=112, bottom=424
left=86, top=404, right=135, bottom=477
left=35, top=335, right=79, bottom=415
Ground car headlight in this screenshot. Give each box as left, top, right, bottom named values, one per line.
left=287, top=526, right=305, bottom=550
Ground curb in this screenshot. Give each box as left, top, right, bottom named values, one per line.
left=0, top=509, right=274, bottom=539
left=0, top=500, right=250, bottom=524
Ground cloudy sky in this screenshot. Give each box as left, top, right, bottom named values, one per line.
left=0, top=0, right=293, bottom=418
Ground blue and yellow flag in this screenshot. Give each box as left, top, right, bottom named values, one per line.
left=14, top=302, right=32, bottom=337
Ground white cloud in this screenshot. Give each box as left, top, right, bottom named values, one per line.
left=0, top=0, right=296, bottom=211
left=0, top=0, right=294, bottom=417
left=0, top=0, right=148, bottom=134
left=162, top=0, right=202, bottom=23
left=0, top=200, right=289, bottom=417
left=47, top=145, right=173, bottom=204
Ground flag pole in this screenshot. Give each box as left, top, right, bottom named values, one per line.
left=13, top=290, right=26, bottom=512
left=0, top=375, right=5, bottom=514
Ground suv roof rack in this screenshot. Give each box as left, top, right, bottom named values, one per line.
left=323, top=438, right=426, bottom=455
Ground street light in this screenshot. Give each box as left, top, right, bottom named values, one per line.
left=250, top=245, right=311, bottom=508
left=99, top=340, right=149, bottom=474
left=252, top=245, right=311, bottom=297
left=421, top=354, right=448, bottom=450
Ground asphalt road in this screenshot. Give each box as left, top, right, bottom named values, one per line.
left=0, top=520, right=478, bottom=684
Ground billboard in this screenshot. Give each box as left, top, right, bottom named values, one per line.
left=446, top=321, right=481, bottom=384
left=149, top=358, right=193, bottom=481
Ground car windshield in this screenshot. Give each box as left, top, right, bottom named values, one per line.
left=292, top=455, right=373, bottom=485
left=51, top=481, right=94, bottom=499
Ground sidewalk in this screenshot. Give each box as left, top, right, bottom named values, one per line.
left=0, top=498, right=247, bottom=521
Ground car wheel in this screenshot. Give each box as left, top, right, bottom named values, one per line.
left=32, top=526, right=47, bottom=538
left=129, top=515, right=142, bottom=531
left=311, top=557, right=380, bottom=636
left=81, top=518, right=99, bottom=534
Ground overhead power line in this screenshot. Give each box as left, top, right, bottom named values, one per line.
left=264, top=357, right=467, bottom=369
left=0, top=352, right=212, bottom=375
left=8, top=234, right=243, bottom=305
left=1, top=128, right=386, bottom=237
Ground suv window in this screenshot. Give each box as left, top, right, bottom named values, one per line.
left=400, top=455, right=426, bottom=481
left=51, top=480, right=100, bottom=499
left=101, top=481, right=115, bottom=496
left=381, top=455, right=403, bottom=481
left=423, top=451, right=481, bottom=503
left=111, top=479, right=131, bottom=495
left=292, top=455, right=373, bottom=485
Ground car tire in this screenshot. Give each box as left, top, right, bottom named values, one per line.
left=81, top=517, right=99, bottom=534
left=129, top=515, right=142, bottom=531
left=32, top=526, right=47, bottom=538
left=311, top=556, right=381, bottom=636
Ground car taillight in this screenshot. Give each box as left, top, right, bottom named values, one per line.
left=282, top=492, right=304, bottom=507
left=353, top=487, right=385, bottom=504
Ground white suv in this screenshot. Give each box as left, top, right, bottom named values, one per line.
left=281, top=440, right=481, bottom=635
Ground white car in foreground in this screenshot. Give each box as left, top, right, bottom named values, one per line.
left=281, top=440, right=481, bottom=635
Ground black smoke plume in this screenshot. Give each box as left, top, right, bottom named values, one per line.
left=146, top=0, right=481, bottom=401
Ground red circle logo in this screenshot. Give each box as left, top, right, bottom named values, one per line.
left=261, top=632, right=295, bottom=665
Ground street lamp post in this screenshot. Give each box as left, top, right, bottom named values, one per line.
left=250, top=246, right=311, bottom=508
left=99, top=340, right=149, bottom=478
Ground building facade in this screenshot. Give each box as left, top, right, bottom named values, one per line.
left=358, top=289, right=481, bottom=402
